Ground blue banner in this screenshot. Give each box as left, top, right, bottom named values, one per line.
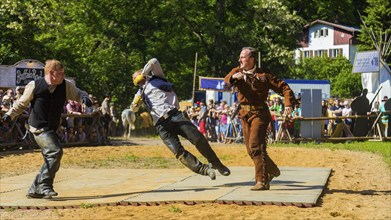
left=199, top=77, right=231, bottom=91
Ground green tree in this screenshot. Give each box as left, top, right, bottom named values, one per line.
left=0, top=0, right=367, bottom=105
left=293, top=56, right=361, bottom=98
left=283, top=0, right=367, bottom=25
left=358, top=0, right=391, bottom=64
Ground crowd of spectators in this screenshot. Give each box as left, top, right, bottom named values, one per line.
left=0, top=87, right=120, bottom=145
left=183, top=93, right=389, bottom=143
left=184, top=99, right=242, bottom=144
left=2, top=87, right=389, bottom=145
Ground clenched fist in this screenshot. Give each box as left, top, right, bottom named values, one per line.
left=133, top=95, right=143, bottom=106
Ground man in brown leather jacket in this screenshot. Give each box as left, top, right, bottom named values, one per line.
left=224, top=47, right=296, bottom=190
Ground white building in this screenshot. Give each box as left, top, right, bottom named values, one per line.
left=295, top=20, right=361, bottom=64
left=284, top=79, right=330, bottom=100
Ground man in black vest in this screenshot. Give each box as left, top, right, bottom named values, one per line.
left=2, top=59, right=92, bottom=199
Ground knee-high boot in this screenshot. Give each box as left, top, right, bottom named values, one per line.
left=265, top=153, right=280, bottom=182
left=251, top=147, right=270, bottom=190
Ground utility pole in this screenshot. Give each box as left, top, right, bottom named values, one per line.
left=258, top=51, right=261, bottom=68
left=191, top=52, right=198, bottom=105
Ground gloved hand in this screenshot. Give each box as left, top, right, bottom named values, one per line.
left=82, top=95, right=93, bottom=107
left=2, top=114, right=11, bottom=123
left=133, top=95, right=143, bottom=106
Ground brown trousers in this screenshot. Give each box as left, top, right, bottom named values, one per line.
left=240, top=109, right=280, bottom=182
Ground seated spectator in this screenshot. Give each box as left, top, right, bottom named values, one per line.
left=64, top=127, right=77, bottom=143
left=76, top=126, right=86, bottom=142
left=88, top=127, right=99, bottom=143
left=56, top=126, right=66, bottom=143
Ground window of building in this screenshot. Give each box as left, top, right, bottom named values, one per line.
left=314, top=50, right=328, bottom=57
left=303, top=51, right=310, bottom=58
left=329, top=48, right=343, bottom=58
left=314, top=28, right=329, bottom=38
left=321, top=29, right=328, bottom=37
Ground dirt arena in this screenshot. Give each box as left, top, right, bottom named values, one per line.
left=0, top=138, right=390, bottom=220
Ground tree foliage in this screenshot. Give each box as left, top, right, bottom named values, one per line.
left=0, top=0, right=384, bottom=108
left=358, top=0, right=391, bottom=64
left=293, top=56, right=362, bottom=98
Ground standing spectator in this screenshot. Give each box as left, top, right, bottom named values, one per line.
left=272, top=97, right=284, bottom=139
left=351, top=89, right=371, bottom=137
left=321, top=100, right=329, bottom=137
left=1, top=89, right=14, bottom=112
left=224, top=47, right=295, bottom=190
left=232, top=102, right=243, bottom=140
left=292, top=103, right=302, bottom=138
left=92, top=100, right=100, bottom=113
left=1, top=59, right=92, bottom=199
left=66, top=100, right=82, bottom=128
left=371, top=101, right=380, bottom=112
left=267, top=99, right=276, bottom=139
left=101, top=94, right=112, bottom=141
left=233, top=114, right=243, bottom=141
left=0, top=89, right=4, bottom=104
left=109, top=103, right=120, bottom=136
left=329, top=99, right=344, bottom=136
left=207, top=99, right=214, bottom=110
left=188, top=107, right=199, bottom=128
left=198, top=101, right=208, bottom=137
left=379, top=96, right=389, bottom=136
left=15, top=86, right=24, bottom=100
left=342, top=101, right=353, bottom=135
left=206, top=111, right=218, bottom=142
left=218, top=106, right=229, bottom=143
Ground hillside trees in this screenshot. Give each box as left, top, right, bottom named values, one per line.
left=293, top=56, right=362, bottom=98
left=0, top=0, right=384, bottom=105
left=358, top=0, right=391, bottom=64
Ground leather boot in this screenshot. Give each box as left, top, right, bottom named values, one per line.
left=265, top=154, right=280, bottom=183
left=252, top=154, right=268, bottom=185
left=251, top=182, right=270, bottom=191
left=178, top=151, right=216, bottom=180
left=26, top=190, right=58, bottom=199
left=209, top=163, right=231, bottom=176
left=199, top=164, right=216, bottom=180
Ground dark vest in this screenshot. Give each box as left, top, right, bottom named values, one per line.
left=28, top=78, right=66, bottom=131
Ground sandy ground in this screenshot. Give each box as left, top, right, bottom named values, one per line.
left=0, top=137, right=390, bottom=220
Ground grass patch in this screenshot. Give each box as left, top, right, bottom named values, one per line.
left=168, top=205, right=182, bottom=213
left=80, top=203, right=94, bottom=209
left=71, top=156, right=180, bottom=169
left=216, top=154, right=234, bottom=161
left=270, top=141, right=391, bottom=167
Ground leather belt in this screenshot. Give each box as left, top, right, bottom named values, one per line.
left=156, top=108, right=178, bottom=125
left=241, top=104, right=267, bottom=111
